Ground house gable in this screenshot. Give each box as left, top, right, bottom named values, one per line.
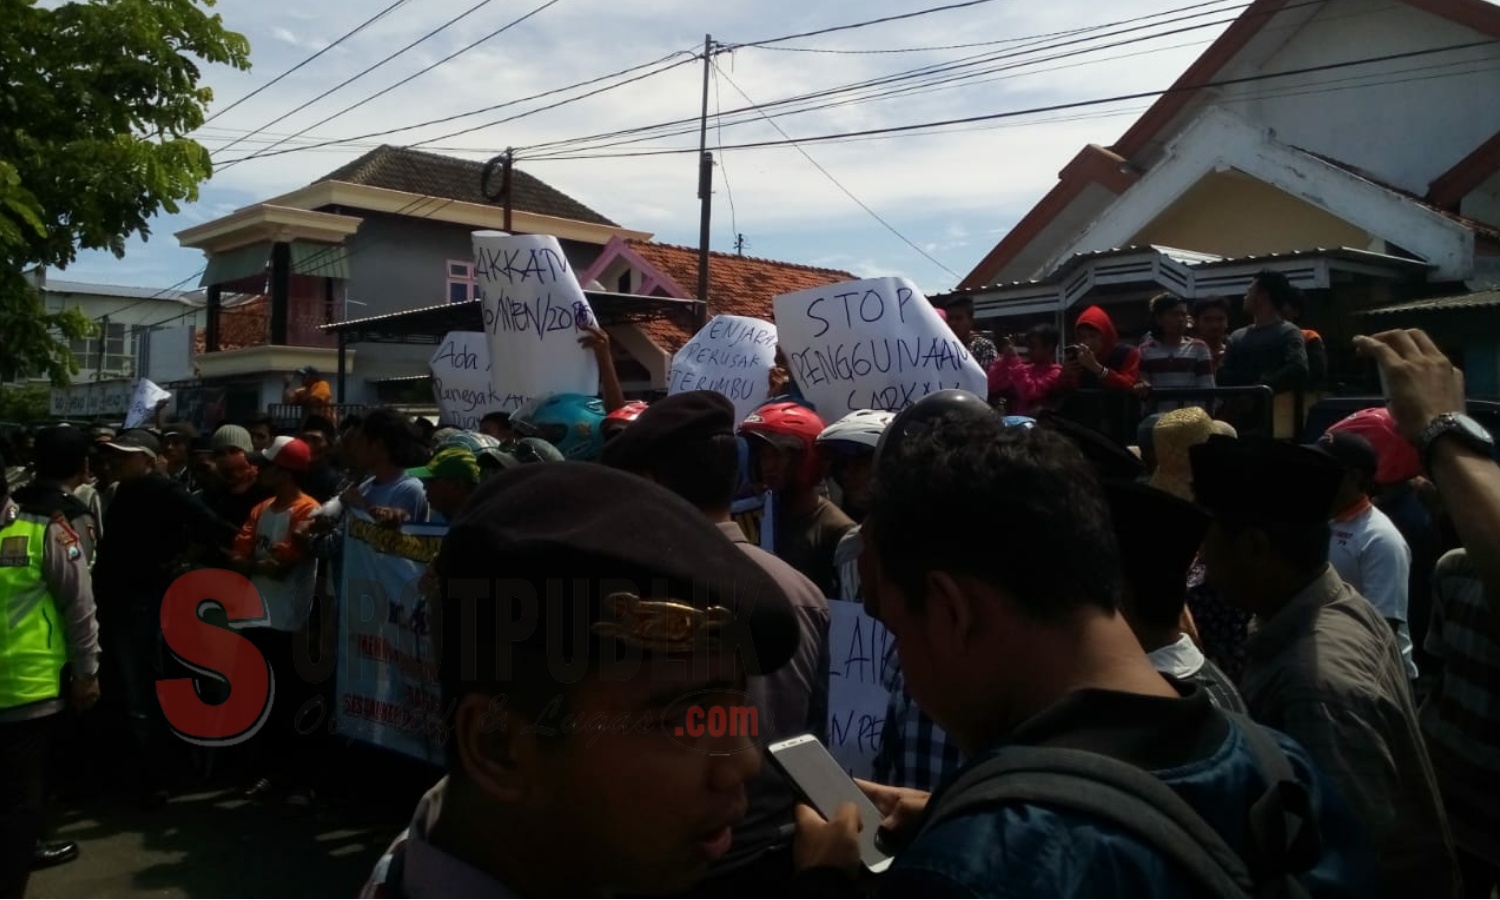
left=1046, top=108, right=1477, bottom=280
left=962, top=0, right=1500, bottom=289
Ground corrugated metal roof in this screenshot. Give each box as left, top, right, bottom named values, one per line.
left=1360, top=290, right=1500, bottom=316
left=42, top=279, right=198, bottom=304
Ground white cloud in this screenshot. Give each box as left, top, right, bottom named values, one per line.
left=67, top=0, right=1232, bottom=291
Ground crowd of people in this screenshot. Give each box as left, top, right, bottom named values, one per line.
left=1, top=314, right=1497, bottom=897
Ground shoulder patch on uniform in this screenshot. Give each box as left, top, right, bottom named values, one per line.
left=51, top=513, right=80, bottom=547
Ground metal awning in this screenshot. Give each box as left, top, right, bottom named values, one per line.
left=290, top=240, right=352, bottom=279
left=1359, top=290, right=1500, bottom=316
left=323, top=292, right=703, bottom=345
left=201, top=242, right=271, bottom=287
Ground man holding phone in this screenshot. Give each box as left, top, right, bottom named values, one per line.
left=789, top=392, right=1375, bottom=895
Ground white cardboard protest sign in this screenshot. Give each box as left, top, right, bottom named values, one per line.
left=428, top=332, right=528, bottom=430
left=668, top=315, right=779, bottom=426
left=826, top=600, right=893, bottom=779
left=773, top=277, right=987, bottom=416
left=473, top=232, right=599, bottom=403
left=123, top=378, right=171, bottom=429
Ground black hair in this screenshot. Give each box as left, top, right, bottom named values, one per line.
left=33, top=431, right=88, bottom=481
left=301, top=414, right=337, bottom=442
left=360, top=407, right=424, bottom=467
left=942, top=296, right=975, bottom=314
left=481, top=411, right=511, bottom=427
left=866, top=415, right=1121, bottom=620
left=245, top=414, right=275, bottom=433
left=1148, top=293, right=1189, bottom=339
left=1252, top=270, right=1301, bottom=313
left=1027, top=323, right=1060, bottom=348
left=1195, top=296, right=1231, bottom=317
left=1220, top=518, right=1331, bottom=572
left=641, top=433, right=740, bottom=512
left=339, top=412, right=364, bottom=434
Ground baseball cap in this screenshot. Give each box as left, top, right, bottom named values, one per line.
left=409, top=447, right=481, bottom=484
left=103, top=429, right=162, bottom=457
left=251, top=435, right=312, bottom=474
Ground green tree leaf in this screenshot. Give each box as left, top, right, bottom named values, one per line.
left=0, top=0, right=250, bottom=388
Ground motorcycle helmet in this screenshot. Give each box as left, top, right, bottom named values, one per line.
left=874, top=390, right=997, bottom=466
left=739, top=401, right=829, bottom=490
left=511, top=393, right=606, bottom=461
left=438, top=431, right=501, bottom=455
left=816, top=409, right=895, bottom=456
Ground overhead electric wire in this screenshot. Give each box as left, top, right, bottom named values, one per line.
left=213, top=50, right=697, bottom=166
left=520, top=40, right=1495, bottom=161
left=516, top=0, right=1264, bottom=158
left=210, top=0, right=504, bottom=162
left=224, top=0, right=567, bottom=170
left=203, top=0, right=413, bottom=126
left=730, top=0, right=1004, bottom=50
left=214, top=0, right=1244, bottom=169
left=711, top=66, right=739, bottom=245
left=714, top=63, right=958, bottom=278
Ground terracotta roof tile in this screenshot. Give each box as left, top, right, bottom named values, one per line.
left=625, top=240, right=855, bottom=352
left=317, top=146, right=617, bottom=227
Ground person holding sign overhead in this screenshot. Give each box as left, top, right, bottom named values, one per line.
left=740, top=403, right=854, bottom=598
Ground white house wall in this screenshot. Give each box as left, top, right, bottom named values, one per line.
left=1044, top=108, right=1476, bottom=281
left=1215, top=0, right=1500, bottom=197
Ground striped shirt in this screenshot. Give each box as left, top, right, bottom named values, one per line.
left=1421, top=549, right=1500, bottom=864
left=1137, top=335, right=1215, bottom=411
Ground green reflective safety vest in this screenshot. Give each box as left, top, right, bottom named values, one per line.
left=0, top=509, right=67, bottom=710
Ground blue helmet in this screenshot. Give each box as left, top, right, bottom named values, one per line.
left=1002, top=415, right=1037, bottom=430
left=511, top=393, right=606, bottom=461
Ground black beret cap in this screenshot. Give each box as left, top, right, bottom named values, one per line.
left=437, top=461, right=798, bottom=693
left=1189, top=435, right=1344, bottom=525
left=1039, top=412, right=1146, bottom=483
left=599, top=391, right=735, bottom=472
left=1105, top=481, right=1211, bottom=605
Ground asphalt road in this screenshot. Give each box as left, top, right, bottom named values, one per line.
left=24, top=736, right=439, bottom=899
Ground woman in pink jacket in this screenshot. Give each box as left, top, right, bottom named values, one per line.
left=987, top=323, right=1063, bottom=415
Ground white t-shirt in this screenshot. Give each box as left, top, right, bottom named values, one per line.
left=248, top=503, right=318, bottom=632
left=1329, top=502, right=1417, bottom=679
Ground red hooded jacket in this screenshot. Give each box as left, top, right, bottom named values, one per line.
left=1067, top=305, right=1140, bottom=392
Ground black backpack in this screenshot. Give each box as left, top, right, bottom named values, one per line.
left=916, top=714, right=1323, bottom=897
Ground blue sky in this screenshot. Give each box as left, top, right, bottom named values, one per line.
left=62, top=0, right=1237, bottom=297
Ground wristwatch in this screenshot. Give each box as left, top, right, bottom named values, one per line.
left=1419, top=412, right=1495, bottom=473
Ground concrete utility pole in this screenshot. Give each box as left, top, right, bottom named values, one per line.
left=695, top=34, right=714, bottom=328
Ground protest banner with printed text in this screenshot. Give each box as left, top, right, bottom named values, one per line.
left=773, top=277, right=986, bottom=416
left=123, top=378, right=172, bottom=428
left=473, top=231, right=599, bottom=402
left=826, top=600, right=893, bottom=778
left=668, top=316, right=779, bottom=426
left=335, top=511, right=448, bottom=766
left=428, top=331, right=528, bottom=429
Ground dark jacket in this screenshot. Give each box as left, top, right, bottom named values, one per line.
left=93, top=473, right=238, bottom=612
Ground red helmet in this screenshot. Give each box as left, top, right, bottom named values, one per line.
left=604, top=400, right=649, bottom=427
left=1325, top=406, right=1421, bottom=485
left=739, top=402, right=829, bottom=489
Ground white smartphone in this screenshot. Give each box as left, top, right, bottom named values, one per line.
left=767, top=734, right=894, bottom=874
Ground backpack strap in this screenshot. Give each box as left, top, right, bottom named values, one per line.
left=919, top=744, right=1256, bottom=897
left=1225, top=714, right=1321, bottom=895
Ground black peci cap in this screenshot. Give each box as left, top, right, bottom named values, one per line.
left=1316, top=431, right=1379, bottom=485
left=436, top=462, right=799, bottom=697
left=1105, top=481, right=1211, bottom=612
left=1040, top=412, right=1147, bottom=484
left=33, top=424, right=93, bottom=462
left=599, top=391, right=735, bottom=472
left=1189, top=435, right=1345, bottom=526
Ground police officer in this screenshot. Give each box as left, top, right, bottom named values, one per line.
left=0, top=429, right=101, bottom=897
left=363, top=463, right=799, bottom=897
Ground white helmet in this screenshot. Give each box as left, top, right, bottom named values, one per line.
left=816, top=409, right=895, bottom=452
